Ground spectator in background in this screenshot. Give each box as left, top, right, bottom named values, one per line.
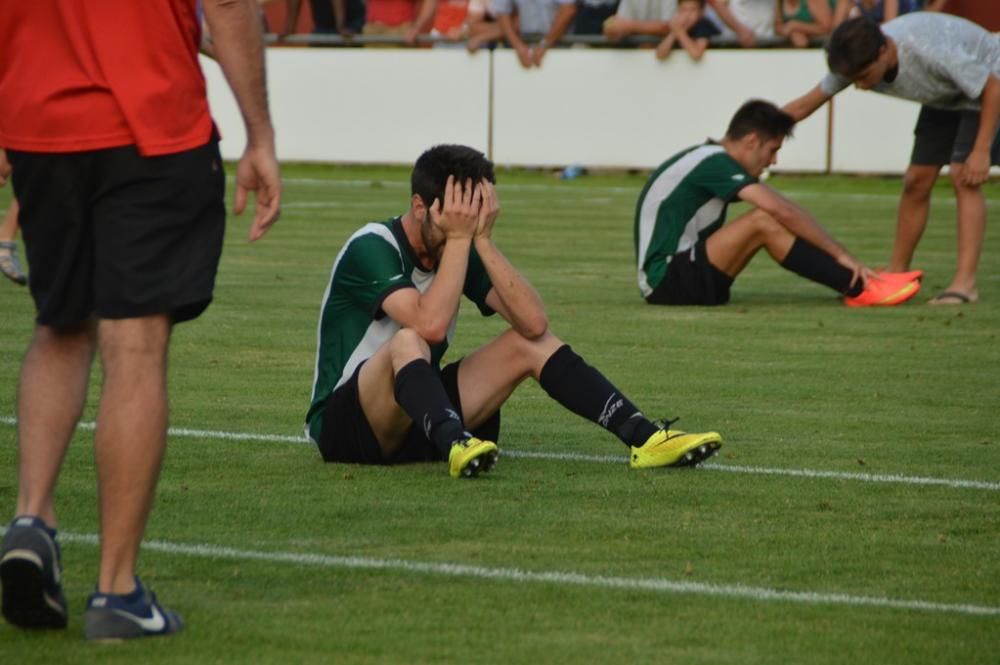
left=704, top=0, right=759, bottom=45
left=494, top=0, right=577, bottom=68
left=364, top=0, right=439, bottom=45
left=575, top=0, right=621, bottom=35
left=774, top=0, right=835, bottom=47
left=0, top=198, right=27, bottom=286
left=603, top=0, right=675, bottom=43
left=655, top=0, right=719, bottom=60
left=717, top=0, right=775, bottom=41
left=286, top=0, right=366, bottom=37
left=432, top=0, right=505, bottom=49
left=833, top=0, right=947, bottom=25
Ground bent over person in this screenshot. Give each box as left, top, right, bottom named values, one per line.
left=0, top=0, right=281, bottom=641
left=785, top=14, right=1000, bottom=304
left=307, top=145, right=721, bottom=477
left=635, top=100, right=921, bottom=307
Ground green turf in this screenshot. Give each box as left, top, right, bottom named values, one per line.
left=0, top=166, right=998, bottom=664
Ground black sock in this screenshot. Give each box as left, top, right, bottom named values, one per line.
left=780, top=239, right=863, bottom=297
left=394, top=359, right=466, bottom=455
left=539, top=345, right=659, bottom=447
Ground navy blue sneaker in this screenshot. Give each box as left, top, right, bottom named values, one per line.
left=1, top=515, right=68, bottom=629
left=84, top=577, right=183, bottom=641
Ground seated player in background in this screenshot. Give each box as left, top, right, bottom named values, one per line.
left=634, top=100, right=922, bottom=307
left=307, top=145, right=722, bottom=478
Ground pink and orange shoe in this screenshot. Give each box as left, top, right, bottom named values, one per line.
left=844, top=273, right=921, bottom=308
left=877, top=269, right=924, bottom=283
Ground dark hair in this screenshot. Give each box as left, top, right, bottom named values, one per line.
left=411, top=144, right=496, bottom=209
left=827, top=17, right=886, bottom=79
left=725, top=100, right=796, bottom=141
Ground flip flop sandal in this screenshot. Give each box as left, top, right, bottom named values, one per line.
left=928, top=290, right=976, bottom=305
left=0, top=240, right=27, bottom=286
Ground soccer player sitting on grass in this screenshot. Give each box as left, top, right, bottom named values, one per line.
left=306, top=144, right=721, bottom=478
left=634, top=99, right=922, bottom=307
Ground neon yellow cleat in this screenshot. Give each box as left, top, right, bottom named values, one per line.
left=629, top=424, right=722, bottom=469
left=448, top=437, right=499, bottom=478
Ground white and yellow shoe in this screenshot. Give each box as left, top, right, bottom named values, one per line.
left=448, top=437, right=499, bottom=478
left=629, top=423, right=721, bottom=469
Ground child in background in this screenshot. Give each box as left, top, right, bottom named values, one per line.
left=655, top=0, right=719, bottom=60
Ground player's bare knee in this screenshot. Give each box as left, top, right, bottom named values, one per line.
left=389, top=328, right=431, bottom=364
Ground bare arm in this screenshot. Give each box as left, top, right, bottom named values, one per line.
left=473, top=182, right=548, bottom=339
left=405, top=0, right=439, bottom=44
left=783, top=84, right=832, bottom=122
left=881, top=0, right=899, bottom=22
left=531, top=3, right=577, bottom=66
left=740, top=183, right=873, bottom=282
left=672, top=20, right=708, bottom=61
left=0, top=149, right=11, bottom=187
left=203, top=0, right=282, bottom=241
left=497, top=13, right=533, bottom=67
left=962, top=74, right=1000, bottom=186
left=381, top=178, right=481, bottom=343
left=282, top=0, right=302, bottom=36
left=707, top=0, right=755, bottom=46
left=924, top=0, right=948, bottom=11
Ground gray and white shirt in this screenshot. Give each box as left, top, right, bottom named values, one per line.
left=820, top=12, right=1000, bottom=111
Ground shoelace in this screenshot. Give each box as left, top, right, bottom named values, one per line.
left=652, top=417, right=682, bottom=440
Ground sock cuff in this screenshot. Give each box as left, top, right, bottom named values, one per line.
left=393, top=358, right=434, bottom=402
left=539, top=344, right=578, bottom=389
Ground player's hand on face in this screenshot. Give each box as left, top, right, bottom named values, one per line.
left=475, top=179, right=500, bottom=239
left=962, top=150, right=990, bottom=186
left=430, top=176, right=481, bottom=240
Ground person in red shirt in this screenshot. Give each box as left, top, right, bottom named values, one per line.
left=0, top=0, right=281, bottom=641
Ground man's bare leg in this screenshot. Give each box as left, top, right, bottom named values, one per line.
left=889, top=164, right=940, bottom=272
left=94, top=315, right=171, bottom=595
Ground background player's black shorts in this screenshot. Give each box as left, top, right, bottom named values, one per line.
left=316, top=358, right=502, bottom=465
left=910, top=106, right=1000, bottom=167
left=8, top=139, right=225, bottom=329
left=645, top=241, right=733, bottom=306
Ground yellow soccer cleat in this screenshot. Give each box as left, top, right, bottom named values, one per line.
left=448, top=437, right=499, bottom=478
left=630, top=422, right=722, bottom=469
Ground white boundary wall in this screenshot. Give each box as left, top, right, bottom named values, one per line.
left=202, top=48, right=919, bottom=174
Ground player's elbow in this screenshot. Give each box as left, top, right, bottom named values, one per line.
left=519, top=312, right=550, bottom=340
left=415, top=322, right=449, bottom=345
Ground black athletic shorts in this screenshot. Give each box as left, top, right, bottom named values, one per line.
left=645, top=240, right=733, bottom=306
left=910, top=105, right=1000, bottom=166
left=8, top=139, right=226, bottom=329
left=316, top=358, right=502, bottom=465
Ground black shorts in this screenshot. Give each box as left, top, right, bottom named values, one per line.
left=910, top=105, right=1000, bottom=166
left=645, top=241, right=733, bottom=306
left=316, top=358, right=502, bottom=465
left=8, top=140, right=226, bottom=329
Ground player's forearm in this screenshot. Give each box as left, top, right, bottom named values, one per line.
left=475, top=238, right=548, bottom=339
left=414, top=239, right=472, bottom=341
left=775, top=201, right=850, bottom=262
left=203, top=0, right=275, bottom=148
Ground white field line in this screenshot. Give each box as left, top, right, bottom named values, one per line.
left=0, top=528, right=993, bottom=618
left=1, top=416, right=997, bottom=492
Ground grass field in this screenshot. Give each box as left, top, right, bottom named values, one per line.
left=0, top=165, right=998, bottom=664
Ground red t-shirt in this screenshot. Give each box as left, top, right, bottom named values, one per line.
left=0, top=1, right=213, bottom=156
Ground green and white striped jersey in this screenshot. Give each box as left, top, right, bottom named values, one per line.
left=634, top=142, right=755, bottom=297
left=306, top=217, right=494, bottom=440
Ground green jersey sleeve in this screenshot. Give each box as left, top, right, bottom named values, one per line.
left=692, top=153, right=756, bottom=202
left=335, top=232, right=415, bottom=319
